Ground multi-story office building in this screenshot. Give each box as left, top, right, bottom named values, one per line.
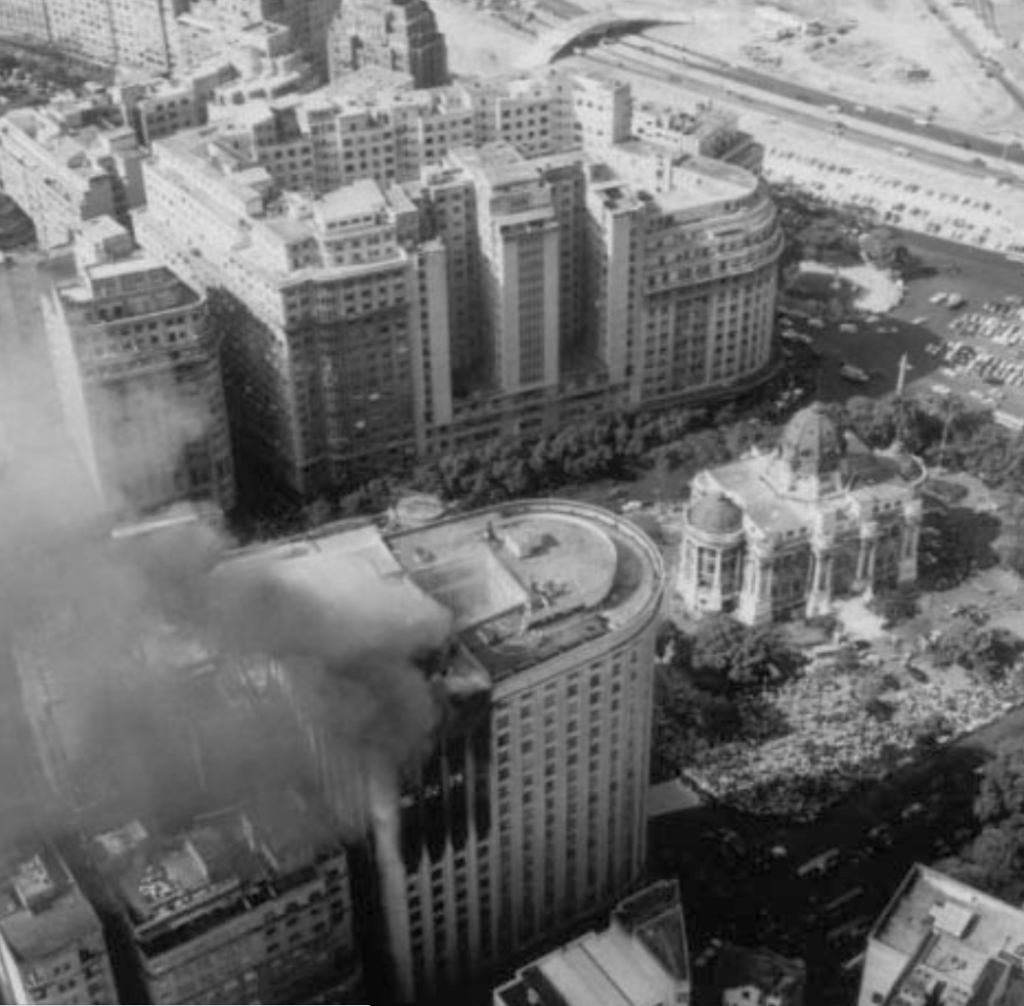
left=179, top=0, right=341, bottom=80
left=585, top=153, right=782, bottom=409
left=0, top=103, right=145, bottom=249
left=133, top=68, right=782, bottom=494
left=115, top=35, right=312, bottom=146
left=0, top=846, right=120, bottom=1006
left=493, top=881, right=690, bottom=1006
left=330, top=0, right=448, bottom=89
left=44, top=0, right=183, bottom=72
left=222, top=499, right=665, bottom=1000
left=0, top=0, right=52, bottom=45
left=86, top=793, right=361, bottom=1004
left=859, top=865, right=1024, bottom=1006
left=41, top=217, right=235, bottom=514
left=453, top=143, right=563, bottom=395
left=136, top=134, right=451, bottom=492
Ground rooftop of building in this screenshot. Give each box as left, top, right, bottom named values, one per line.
left=386, top=499, right=663, bottom=684
left=696, top=404, right=925, bottom=537
left=495, top=881, right=688, bottom=1006
left=91, top=789, right=341, bottom=949
left=714, top=945, right=806, bottom=1000
left=449, top=141, right=543, bottom=189
left=872, top=866, right=1024, bottom=1006
left=0, top=846, right=102, bottom=962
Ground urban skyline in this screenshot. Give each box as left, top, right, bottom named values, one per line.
left=3, top=0, right=1024, bottom=1003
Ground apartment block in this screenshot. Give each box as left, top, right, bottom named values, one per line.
left=0, top=102, right=145, bottom=249
left=44, top=0, right=183, bottom=72
left=586, top=153, right=782, bottom=409
left=180, top=0, right=341, bottom=80
left=0, top=846, right=120, bottom=1006
left=225, top=500, right=665, bottom=1000
left=87, top=793, right=361, bottom=1004
left=136, top=132, right=451, bottom=492
left=859, top=865, right=1024, bottom=1006
left=0, top=0, right=52, bottom=44
left=132, top=67, right=782, bottom=494
left=41, top=217, right=235, bottom=514
left=494, top=880, right=690, bottom=1006
left=330, top=0, right=448, bottom=89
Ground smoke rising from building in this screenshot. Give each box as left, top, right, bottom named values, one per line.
left=1, top=321, right=453, bottom=845
left=208, top=551, right=454, bottom=835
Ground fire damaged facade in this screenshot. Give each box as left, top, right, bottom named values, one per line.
left=218, top=499, right=666, bottom=1001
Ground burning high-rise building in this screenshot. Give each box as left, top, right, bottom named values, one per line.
left=214, top=499, right=666, bottom=1001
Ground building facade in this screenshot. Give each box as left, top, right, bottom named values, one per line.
left=87, top=795, right=361, bottom=1004
left=42, top=218, right=235, bottom=514
left=133, top=69, right=782, bottom=495
left=0, top=846, right=120, bottom=1006
left=493, top=880, right=690, bottom=1006
left=223, top=500, right=665, bottom=1000
left=0, top=103, right=145, bottom=250
left=859, top=866, right=1024, bottom=1006
left=677, top=404, right=926, bottom=625
left=329, top=0, right=448, bottom=90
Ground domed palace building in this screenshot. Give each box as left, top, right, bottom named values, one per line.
left=678, top=403, right=927, bottom=625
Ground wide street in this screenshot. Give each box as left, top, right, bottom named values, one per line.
left=651, top=700, right=1024, bottom=1005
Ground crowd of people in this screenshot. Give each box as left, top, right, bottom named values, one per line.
left=685, top=657, right=1024, bottom=821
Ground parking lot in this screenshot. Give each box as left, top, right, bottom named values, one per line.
left=789, top=235, right=1024, bottom=414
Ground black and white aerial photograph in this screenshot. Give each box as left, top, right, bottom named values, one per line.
left=2, top=0, right=1024, bottom=1002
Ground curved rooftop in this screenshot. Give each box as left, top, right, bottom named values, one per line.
left=387, top=500, right=665, bottom=683
left=687, top=493, right=743, bottom=536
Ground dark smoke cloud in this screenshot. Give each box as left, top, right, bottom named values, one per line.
left=1, top=287, right=453, bottom=844
left=208, top=552, right=454, bottom=835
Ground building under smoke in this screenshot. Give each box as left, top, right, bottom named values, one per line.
left=41, top=217, right=235, bottom=516
left=215, top=498, right=666, bottom=1001
left=0, top=844, right=120, bottom=1006
left=84, top=791, right=361, bottom=1004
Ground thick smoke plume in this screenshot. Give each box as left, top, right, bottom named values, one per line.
left=208, top=551, right=454, bottom=835
left=1, top=295, right=452, bottom=846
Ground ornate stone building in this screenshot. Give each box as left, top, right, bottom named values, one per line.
left=678, top=404, right=926, bottom=625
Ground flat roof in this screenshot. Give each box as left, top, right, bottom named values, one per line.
left=0, top=847, right=101, bottom=962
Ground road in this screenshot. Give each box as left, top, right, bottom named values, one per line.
left=651, top=702, right=1024, bottom=1004
left=577, top=36, right=1024, bottom=177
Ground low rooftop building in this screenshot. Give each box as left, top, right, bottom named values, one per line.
left=493, top=880, right=690, bottom=1006
left=859, top=865, right=1024, bottom=1006
left=715, top=944, right=806, bottom=1006
left=0, top=845, right=119, bottom=1006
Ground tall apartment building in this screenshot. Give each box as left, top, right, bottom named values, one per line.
left=453, top=143, right=563, bottom=395
left=329, top=0, right=448, bottom=89
left=0, top=103, right=145, bottom=250
left=133, top=69, right=781, bottom=494
left=585, top=154, right=782, bottom=410
left=222, top=500, right=665, bottom=1000
left=136, top=133, right=452, bottom=492
left=86, top=793, right=361, bottom=1004
left=859, top=865, right=1024, bottom=1006
left=0, top=0, right=52, bottom=45
left=45, top=0, right=183, bottom=71
left=493, top=880, right=690, bottom=1006
left=0, top=846, right=120, bottom=1006
left=41, top=217, right=235, bottom=514
left=179, top=0, right=341, bottom=80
